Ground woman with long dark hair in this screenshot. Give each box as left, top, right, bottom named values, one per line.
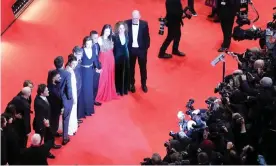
left=78, top=36, right=95, bottom=117
left=113, top=21, right=130, bottom=96
left=65, top=54, right=78, bottom=135
left=96, top=24, right=118, bottom=102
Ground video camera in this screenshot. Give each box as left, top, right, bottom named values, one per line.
left=233, top=7, right=276, bottom=42
left=158, top=6, right=193, bottom=35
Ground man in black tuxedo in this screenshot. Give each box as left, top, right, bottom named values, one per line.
left=33, top=84, right=62, bottom=159
left=20, top=122, right=53, bottom=165
left=17, top=80, right=34, bottom=113
left=126, top=10, right=150, bottom=93
left=217, top=0, right=240, bottom=52
left=47, top=56, right=72, bottom=145
left=90, top=30, right=102, bottom=106
left=9, top=87, right=32, bottom=149
left=158, top=0, right=185, bottom=59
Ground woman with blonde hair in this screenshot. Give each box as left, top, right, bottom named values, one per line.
left=113, top=21, right=130, bottom=96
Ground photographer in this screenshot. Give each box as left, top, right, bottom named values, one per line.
left=158, top=0, right=185, bottom=59
left=217, top=0, right=240, bottom=52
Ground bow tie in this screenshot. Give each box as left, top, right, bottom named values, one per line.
left=132, top=23, right=138, bottom=25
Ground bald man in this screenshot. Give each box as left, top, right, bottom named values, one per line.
left=9, top=87, right=32, bottom=149
left=125, top=10, right=150, bottom=93
left=20, top=122, right=53, bottom=165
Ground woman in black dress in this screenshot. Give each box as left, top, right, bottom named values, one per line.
left=113, top=21, right=130, bottom=96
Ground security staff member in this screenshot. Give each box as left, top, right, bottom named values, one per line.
left=158, top=0, right=185, bottom=59
left=217, top=0, right=240, bottom=52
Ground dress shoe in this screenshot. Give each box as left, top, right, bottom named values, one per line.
left=191, top=11, right=197, bottom=16
left=213, top=18, right=220, bottom=23
left=55, top=133, right=62, bottom=137
left=172, top=50, right=185, bottom=56
left=129, top=85, right=136, bottom=93
left=86, top=114, right=92, bottom=116
left=78, top=119, right=83, bottom=123
left=62, top=138, right=70, bottom=145
left=47, top=152, right=55, bottom=159
left=142, top=85, right=148, bottom=93
left=52, top=144, right=62, bottom=149
left=218, top=47, right=228, bottom=52
left=94, top=101, right=102, bottom=106
left=208, top=14, right=215, bottom=18
left=158, top=53, right=172, bottom=59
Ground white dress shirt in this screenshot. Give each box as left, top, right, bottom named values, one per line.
left=132, top=21, right=139, bottom=48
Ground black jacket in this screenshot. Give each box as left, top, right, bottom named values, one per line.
left=165, top=0, right=183, bottom=25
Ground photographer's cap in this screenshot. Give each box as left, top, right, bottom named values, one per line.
left=260, top=77, right=273, bottom=88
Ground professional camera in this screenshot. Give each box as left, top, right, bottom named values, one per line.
left=158, top=6, right=193, bottom=35
left=182, top=7, right=193, bottom=20
left=214, top=82, right=232, bottom=97
left=232, top=26, right=264, bottom=41
left=185, top=99, right=195, bottom=110
left=140, top=158, right=153, bottom=165
left=233, top=7, right=276, bottom=42
left=158, top=17, right=167, bottom=35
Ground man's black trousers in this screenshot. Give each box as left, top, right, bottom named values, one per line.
left=219, top=11, right=236, bottom=48
left=159, top=24, right=181, bottom=54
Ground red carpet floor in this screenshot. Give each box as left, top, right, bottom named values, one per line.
left=1, top=0, right=275, bottom=164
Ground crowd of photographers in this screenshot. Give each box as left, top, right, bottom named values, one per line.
left=141, top=20, right=276, bottom=165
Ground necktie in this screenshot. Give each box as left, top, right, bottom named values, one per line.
left=45, top=98, right=50, bottom=105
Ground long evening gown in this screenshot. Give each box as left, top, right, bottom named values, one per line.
left=66, top=66, right=78, bottom=135
left=96, top=37, right=118, bottom=102
left=78, top=48, right=95, bottom=116
left=113, top=35, right=130, bottom=95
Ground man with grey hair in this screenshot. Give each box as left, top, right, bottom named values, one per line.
left=9, top=87, right=32, bottom=149
left=125, top=10, right=150, bottom=93
left=20, top=120, right=53, bottom=165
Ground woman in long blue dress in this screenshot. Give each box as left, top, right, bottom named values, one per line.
left=78, top=36, right=95, bottom=117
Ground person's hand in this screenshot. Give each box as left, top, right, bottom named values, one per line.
left=203, top=129, right=209, bottom=139
left=43, top=119, right=50, bottom=127
left=241, top=117, right=245, bottom=124
left=257, top=68, right=263, bottom=75
left=269, top=36, right=276, bottom=43
left=96, top=68, right=102, bottom=73
left=61, top=108, right=64, bottom=115
left=222, top=126, right=228, bottom=132
left=241, top=75, right=247, bottom=81
left=15, top=113, right=22, bottom=119
left=27, top=133, right=30, bottom=136
left=227, top=142, right=234, bottom=150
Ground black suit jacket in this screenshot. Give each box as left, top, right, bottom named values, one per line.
left=165, top=0, right=183, bottom=25
left=19, top=127, right=52, bottom=165
left=17, top=91, right=32, bottom=105
left=125, top=19, right=150, bottom=52
left=9, top=96, right=31, bottom=135
left=33, top=95, right=51, bottom=132
left=47, top=83, right=63, bottom=115
left=3, top=124, right=20, bottom=165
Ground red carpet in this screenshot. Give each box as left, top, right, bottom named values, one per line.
left=1, top=0, right=275, bottom=164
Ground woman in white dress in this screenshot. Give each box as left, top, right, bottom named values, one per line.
left=66, top=54, right=79, bottom=136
